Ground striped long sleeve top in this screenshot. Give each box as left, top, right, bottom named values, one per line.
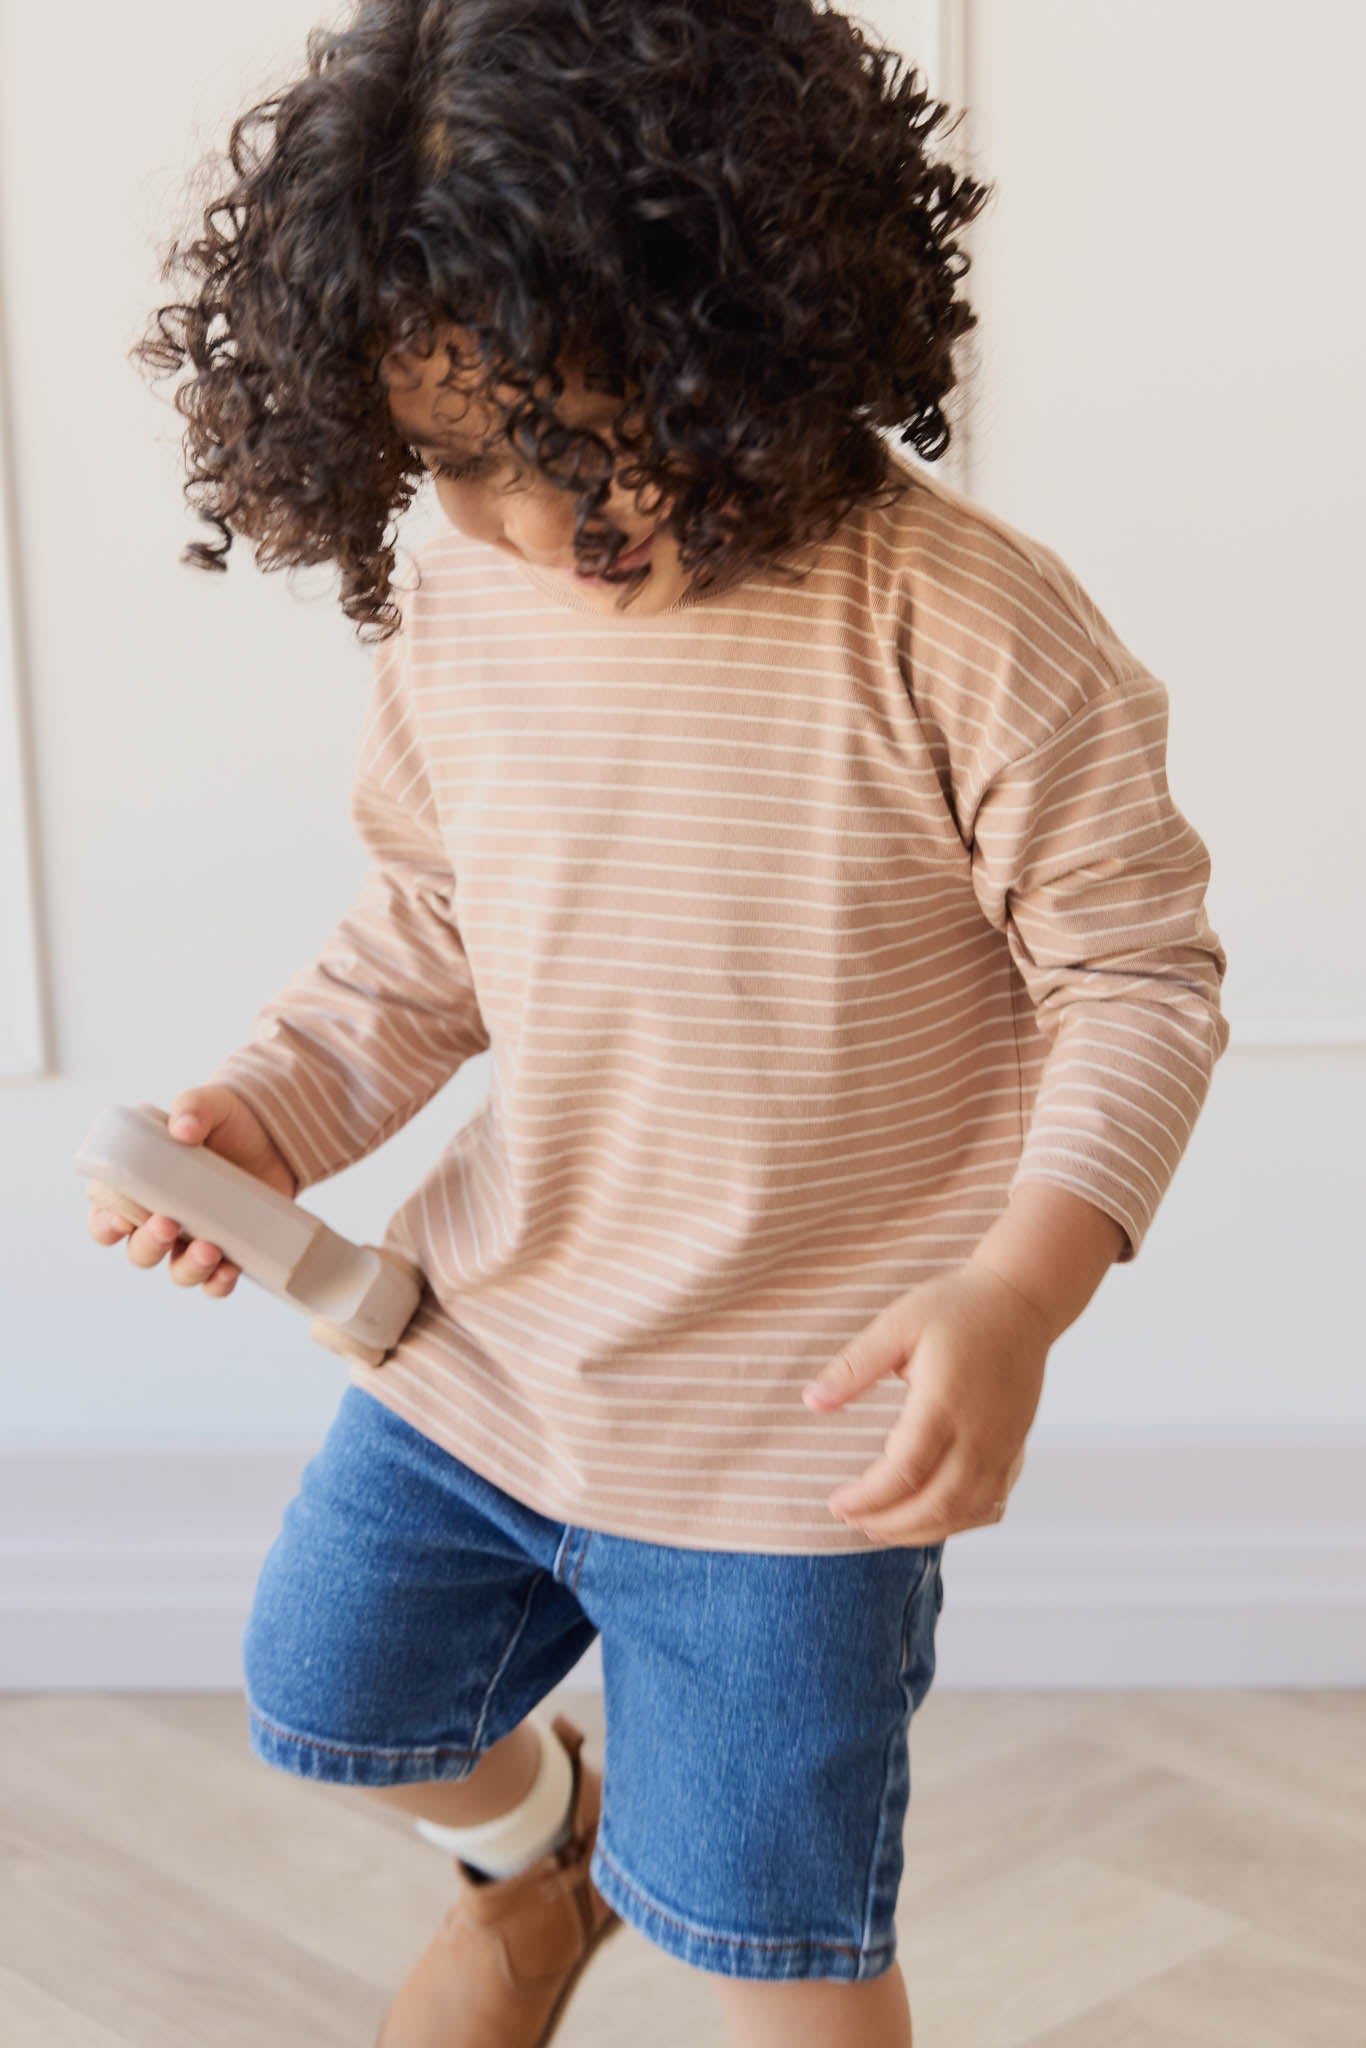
left=207, top=449, right=1230, bottom=1554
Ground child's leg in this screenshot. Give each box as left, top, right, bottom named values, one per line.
left=709, top=1964, right=913, bottom=2048
left=576, top=1537, right=944, bottom=2041
left=358, top=1715, right=541, bottom=1827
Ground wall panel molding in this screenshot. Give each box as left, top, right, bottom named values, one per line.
left=3, top=1434, right=1364, bottom=1690
left=0, top=227, right=46, bottom=1079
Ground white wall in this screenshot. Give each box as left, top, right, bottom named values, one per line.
left=2, top=0, right=1362, bottom=1686
left=957, top=0, right=1366, bottom=1434
left=0, top=0, right=459, bottom=1444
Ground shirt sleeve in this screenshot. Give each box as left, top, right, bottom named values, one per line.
left=203, top=626, right=489, bottom=1196
left=967, top=663, right=1230, bottom=1263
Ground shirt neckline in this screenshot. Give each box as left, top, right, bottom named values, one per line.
left=511, top=533, right=798, bottom=620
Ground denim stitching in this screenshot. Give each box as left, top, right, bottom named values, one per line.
left=467, top=1566, right=550, bottom=1757
left=244, top=1566, right=551, bottom=1769
left=571, top=1528, right=593, bottom=1594
left=594, top=1835, right=867, bottom=1961
left=899, top=1545, right=939, bottom=1670
left=857, top=1564, right=925, bottom=1963
left=246, top=1695, right=478, bottom=1764
left=550, top=1523, right=577, bottom=1586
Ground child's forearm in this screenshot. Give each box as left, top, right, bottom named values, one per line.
left=967, top=1182, right=1128, bottom=1343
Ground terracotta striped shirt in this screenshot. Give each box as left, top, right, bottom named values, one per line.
left=208, top=449, right=1230, bottom=1553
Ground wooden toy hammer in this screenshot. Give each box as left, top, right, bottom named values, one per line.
left=75, top=1102, right=423, bottom=1366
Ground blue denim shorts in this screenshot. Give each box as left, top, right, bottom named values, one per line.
left=241, top=1382, right=945, bottom=1982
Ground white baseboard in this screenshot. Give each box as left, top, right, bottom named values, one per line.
left=3, top=1436, right=1364, bottom=1690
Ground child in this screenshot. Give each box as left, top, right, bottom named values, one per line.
left=101, top=2, right=1230, bottom=2042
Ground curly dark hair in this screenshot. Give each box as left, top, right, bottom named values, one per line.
left=132, top=0, right=993, bottom=639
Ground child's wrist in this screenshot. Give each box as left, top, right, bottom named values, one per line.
left=967, top=1182, right=1127, bottom=1343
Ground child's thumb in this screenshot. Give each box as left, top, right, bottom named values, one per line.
left=167, top=1086, right=232, bottom=1143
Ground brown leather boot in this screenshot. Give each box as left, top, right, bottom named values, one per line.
left=376, top=1713, right=622, bottom=2048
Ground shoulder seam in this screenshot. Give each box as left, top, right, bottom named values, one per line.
left=884, top=450, right=1136, bottom=681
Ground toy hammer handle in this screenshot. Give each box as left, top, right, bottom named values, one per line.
left=76, top=1103, right=424, bottom=1366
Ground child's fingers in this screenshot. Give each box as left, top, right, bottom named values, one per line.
left=87, top=1205, right=132, bottom=1245
left=124, top=1213, right=182, bottom=1270
left=87, top=1201, right=239, bottom=1295
left=167, top=1236, right=226, bottom=1288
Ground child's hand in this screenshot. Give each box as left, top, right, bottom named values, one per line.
left=85, top=1085, right=298, bottom=1300
left=800, top=1265, right=1048, bottom=1543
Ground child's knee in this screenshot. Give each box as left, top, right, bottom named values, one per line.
left=706, top=1962, right=912, bottom=2048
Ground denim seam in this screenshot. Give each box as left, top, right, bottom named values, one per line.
left=899, top=1545, right=938, bottom=1669
left=244, top=1565, right=551, bottom=1770
left=857, top=1548, right=935, bottom=1964
left=856, top=1693, right=906, bottom=1970
left=467, top=1565, right=550, bottom=1758
left=594, top=1833, right=866, bottom=1962
left=550, top=1523, right=577, bottom=1585
left=245, top=1694, right=479, bottom=1764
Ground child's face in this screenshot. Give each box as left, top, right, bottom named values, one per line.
left=382, top=324, right=690, bottom=616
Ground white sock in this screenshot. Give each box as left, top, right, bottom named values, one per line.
left=413, top=1713, right=576, bottom=1880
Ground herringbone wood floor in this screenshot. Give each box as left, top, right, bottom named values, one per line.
left=2, top=1686, right=1363, bottom=2045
